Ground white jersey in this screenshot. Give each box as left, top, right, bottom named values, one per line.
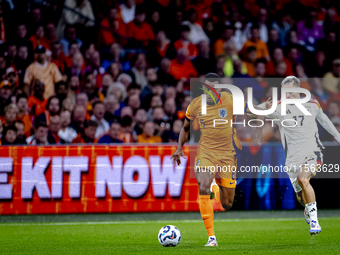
left=259, top=99, right=340, bottom=164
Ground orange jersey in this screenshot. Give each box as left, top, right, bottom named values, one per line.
left=185, top=92, right=243, bottom=153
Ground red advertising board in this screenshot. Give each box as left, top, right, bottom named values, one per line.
left=0, top=145, right=222, bottom=215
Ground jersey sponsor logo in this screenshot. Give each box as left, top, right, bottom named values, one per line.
left=218, top=108, right=227, bottom=118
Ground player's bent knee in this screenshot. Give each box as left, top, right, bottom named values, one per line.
left=297, top=176, right=309, bottom=188
left=198, top=180, right=211, bottom=195
left=221, top=200, right=233, bottom=211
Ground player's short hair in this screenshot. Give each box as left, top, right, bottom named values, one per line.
left=204, top=73, right=220, bottom=83
left=281, top=76, right=300, bottom=87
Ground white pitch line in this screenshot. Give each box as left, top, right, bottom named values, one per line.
left=0, top=217, right=339, bottom=227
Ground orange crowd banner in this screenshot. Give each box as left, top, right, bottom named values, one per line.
left=0, top=145, right=222, bottom=215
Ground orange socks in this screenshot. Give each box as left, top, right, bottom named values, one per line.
left=212, top=185, right=221, bottom=204
left=199, top=195, right=215, bottom=237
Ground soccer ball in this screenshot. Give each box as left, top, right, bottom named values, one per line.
left=158, top=225, right=181, bottom=247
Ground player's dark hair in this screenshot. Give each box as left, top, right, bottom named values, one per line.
left=204, top=73, right=220, bottom=83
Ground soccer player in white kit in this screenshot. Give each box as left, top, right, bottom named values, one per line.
left=260, top=76, right=340, bottom=235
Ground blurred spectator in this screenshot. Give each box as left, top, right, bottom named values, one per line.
left=133, top=108, right=147, bottom=135
left=26, top=122, right=49, bottom=145
left=24, top=45, right=62, bottom=99
left=317, top=30, right=340, bottom=68
left=148, top=30, right=170, bottom=67
left=48, top=115, right=64, bottom=144
left=131, top=53, right=148, bottom=88
left=137, top=121, right=162, bottom=143
left=157, top=58, right=176, bottom=86
left=266, top=48, right=294, bottom=77
left=117, top=73, right=133, bottom=89
left=101, top=74, right=114, bottom=97
left=16, top=94, right=31, bottom=137
left=119, top=115, right=134, bottom=142
left=172, top=25, right=198, bottom=60
left=164, top=98, right=177, bottom=121
left=162, top=118, right=182, bottom=142
left=287, top=46, right=303, bottom=67
left=240, top=25, right=270, bottom=62
left=127, top=83, right=141, bottom=97
left=295, top=64, right=311, bottom=90
left=310, top=77, right=332, bottom=110
left=3, top=103, right=18, bottom=127
left=98, top=119, right=123, bottom=143
left=6, top=68, right=19, bottom=88
left=84, top=51, right=105, bottom=85
left=323, top=59, right=340, bottom=93
left=214, top=26, right=234, bottom=57
left=107, top=82, right=127, bottom=103
left=297, top=8, right=324, bottom=53
left=193, top=41, right=215, bottom=75
left=244, top=46, right=257, bottom=77
left=57, top=0, right=95, bottom=39
left=36, top=96, right=60, bottom=124
left=169, top=48, right=197, bottom=81
left=91, top=101, right=110, bottom=138
left=15, top=23, right=34, bottom=60
left=120, top=0, right=136, bottom=24
left=1, top=125, right=18, bottom=145
left=104, top=95, right=119, bottom=123
left=60, top=25, right=83, bottom=56
left=58, top=110, right=77, bottom=143
left=307, top=51, right=328, bottom=78
left=182, top=9, right=210, bottom=44
left=14, top=120, right=27, bottom=144
left=55, top=81, right=69, bottom=106
left=98, top=6, right=127, bottom=48
left=328, top=101, right=340, bottom=119
left=72, top=119, right=98, bottom=143
left=28, top=80, right=47, bottom=117
left=255, top=59, right=267, bottom=88
left=101, top=43, right=127, bottom=71
left=62, top=98, right=75, bottom=113
left=71, top=105, right=87, bottom=133
left=271, top=10, right=290, bottom=48
left=126, top=5, right=155, bottom=48
left=29, top=25, right=51, bottom=51
left=0, top=81, right=13, bottom=106
left=120, top=106, right=133, bottom=118
left=244, top=8, right=269, bottom=43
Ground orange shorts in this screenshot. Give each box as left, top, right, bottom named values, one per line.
left=195, top=150, right=237, bottom=188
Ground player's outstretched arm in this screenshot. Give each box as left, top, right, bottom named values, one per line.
left=316, top=109, right=340, bottom=144
left=170, top=119, right=190, bottom=166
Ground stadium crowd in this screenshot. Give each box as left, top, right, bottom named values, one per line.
left=0, top=0, right=340, bottom=145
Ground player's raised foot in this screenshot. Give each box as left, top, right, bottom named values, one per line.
left=205, top=236, right=218, bottom=246
left=210, top=178, right=217, bottom=200
left=309, top=220, right=322, bottom=235
left=304, top=208, right=310, bottom=225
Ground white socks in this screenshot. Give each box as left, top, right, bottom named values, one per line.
left=209, top=235, right=216, bottom=240
left=306, top=202, right=318, bottom=222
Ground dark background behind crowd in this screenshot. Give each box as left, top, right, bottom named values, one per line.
left=0, top=0, right=340, bottom=146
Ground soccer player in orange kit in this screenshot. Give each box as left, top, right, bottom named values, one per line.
left=171, top=73, right=264, bottom=246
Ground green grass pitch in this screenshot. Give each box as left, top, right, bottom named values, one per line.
left=0, top=215, right=339, bottom=254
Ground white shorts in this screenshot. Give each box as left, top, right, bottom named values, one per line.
left=286, top=151, right=323, bottom=193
